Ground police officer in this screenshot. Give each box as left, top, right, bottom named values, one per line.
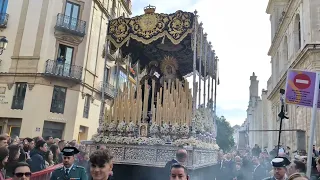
left=263, top=157, right=291, bottom=180
left=50, top=147, right=88, bottom=180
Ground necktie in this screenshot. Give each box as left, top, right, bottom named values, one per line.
left=65, top=168, right=69, bottom=176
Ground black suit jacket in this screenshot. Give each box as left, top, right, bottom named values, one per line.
left=253, top=164, right=267, bottom=180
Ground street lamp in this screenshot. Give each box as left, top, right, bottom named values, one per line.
left=0, top=36, right=8, bottom=55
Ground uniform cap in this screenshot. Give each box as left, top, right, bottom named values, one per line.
left=271, top=157, right=291, bottom=167
left=61, top=147, right=80, bottom=156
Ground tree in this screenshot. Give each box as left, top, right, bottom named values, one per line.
left=216, top=116, right=235, bottom=152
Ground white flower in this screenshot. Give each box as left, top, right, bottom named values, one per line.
left=126, top=121, right=136, bottom=132
left=150, top=123, right=159, bottom=134
left=117, top=121, right=127, bottom=133
left=108, top=121, right=118, bottom=132
left=160, top=123, right=170, bottom=134
left=179, top=124, right=189, bottom=136
left=171, top=123, right=180, bottom=134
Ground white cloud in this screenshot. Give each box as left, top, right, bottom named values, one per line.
left=132, top=0, right=271, bottom=126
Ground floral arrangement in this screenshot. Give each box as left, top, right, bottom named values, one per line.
left=107, top=121, right=118, bottom=132
left=117, top=121, right=127, bottom=133
left=126, top=121, right=136, bottom=132
left=172, top=137, right=219, bottom=150
left=150, top=123, right=159, bottom=134
left=98, top=123, right=108, bottom=133
left=160, top=122, right=170, bottom=134
left=171, top=123, right=180, bottom=134
left=179, top=124, right=189, bottom=136
left=98, top=136, right=166, bottom=146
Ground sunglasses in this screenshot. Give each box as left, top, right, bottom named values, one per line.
left=14, top=172, right=32, bottom=177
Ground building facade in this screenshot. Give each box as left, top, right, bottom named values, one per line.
left=0, top=0, right=132, bottom=141
left=266, top=0, right=320, bottom=151
left=247, top=73, right=269, bottom=149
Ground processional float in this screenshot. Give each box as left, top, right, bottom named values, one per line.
left=83, top=5, right=219, bottom=170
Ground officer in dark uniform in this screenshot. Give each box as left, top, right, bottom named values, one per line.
left=50, top=147, right=88, bottom=180
left=263, top=157, right=291, bottom=180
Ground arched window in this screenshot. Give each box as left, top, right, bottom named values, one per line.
left=283, top=36, right=288, bottom=61
left=293, top=14, right=301, bottom=52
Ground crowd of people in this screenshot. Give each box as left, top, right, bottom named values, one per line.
left=0, top=134, right=114, bottom=180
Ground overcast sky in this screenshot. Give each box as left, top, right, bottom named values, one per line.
left=132, top=0, right=271, bottom=126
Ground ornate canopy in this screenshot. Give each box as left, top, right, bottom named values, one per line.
left=107, top=5, right=216, bottom=78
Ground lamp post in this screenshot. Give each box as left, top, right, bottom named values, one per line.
left=0, top=36, right=8, bottom=55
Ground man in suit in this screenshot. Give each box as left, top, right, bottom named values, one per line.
left=252, top=156, right=267, bottom=180
left=263, top=157, right=291, bottom=180
left=50, top=147, right=88, bottom=180
left=163, top=149, right=188, bottom=179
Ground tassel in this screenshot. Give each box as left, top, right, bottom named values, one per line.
left=161, top=36, right=165, bottom=44
left=126, top=39, right=130, bottom=46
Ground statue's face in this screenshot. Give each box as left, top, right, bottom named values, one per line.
left=166, top=65, right=173, bottom=74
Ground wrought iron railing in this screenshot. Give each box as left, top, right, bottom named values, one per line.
left=50, top=99, right=65, bottom=114
left=55, top=13, right=86, bottom=37
left=83, top=106, right=89, bottom=118
left=100, top=81, right=117, bottom=98
left=44, top=60, right=83, bottom=81
left=11, top=96, right=25, bottom=110
left=0, top=13, right=8, bottom=28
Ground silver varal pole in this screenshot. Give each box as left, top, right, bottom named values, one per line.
left=203, top=35, right=207, bottom=107
left=198, top=23, right=203, bottom=108
left=213, top=57, right=218, bottom=136
left=99, top=40, right=109, bottom=128
left=192, top=10, right=198, bottom=112
left=306, top=72, right=320, bottom=178
left=207, top=43, right=211, bottom=105
left=211, top=50, right=215, bottom=101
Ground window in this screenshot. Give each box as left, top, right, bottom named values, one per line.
left=105, top=68, right=110, bottom=84
left=50, top=86, right=67, bottom=114
left=8, top=126, right=20, bottom=138
left=118, top=70, right=128, bottom=91
left=64, top=1, right=80, bottom=31
left=11, top=83, right=27, bottom=110
left=57, top=44, right=74, bottom=76
left=83, top=95, right=90, bottom=118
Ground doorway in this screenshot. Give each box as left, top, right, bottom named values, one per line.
left=58, top=44, right=74, bottom=76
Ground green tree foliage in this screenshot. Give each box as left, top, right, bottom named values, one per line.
left=216, top=116, right=235, bottom=152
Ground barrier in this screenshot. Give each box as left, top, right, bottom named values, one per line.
left=6, top=163, right=63, bottom=180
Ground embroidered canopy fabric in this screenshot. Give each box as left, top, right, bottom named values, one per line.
left=107, top=10, right=194, bottom=48
left=107, top=9, right=215, bottom=77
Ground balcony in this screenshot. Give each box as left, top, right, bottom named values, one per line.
left=100, top=81, right=117, bottom=98
left=55, top=13, right=86, bottom=37
left=11, top=96, right=24, bottom=110
left=44, top=60, right=83, bottom=82
left=0, top=13, right=8, bottom=28
left=50, top=99, right=65, bottom=114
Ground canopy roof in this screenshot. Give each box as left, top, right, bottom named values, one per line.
left=107, top=6, right=216, bottom=78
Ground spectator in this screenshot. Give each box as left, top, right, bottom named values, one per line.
left=33, top=136, right=43, bottom=144
left=170, top=163, right=189, bottom=180
left=11, top=162, right=32, bottom=180
left=22, top=138, right=34, bottom=153
left=11, top=136, right=20, bottom=145
left=90, top=149, right=113, bottom=180
left=1, top=134, right=10, bottom=145
left=0, top=136, right=8, bottom=148
left=29, top=140, right=47, bottom=172
left=45, top=136, right=54, bottom=148
left=5, top=144, right=21, bottom=178
left=0, top=147, right=9, bottom=180
left=44, top=150, right=54, bottom=168
left=164, top=149, right=187, bottom=174
left=53, top=138, right=60, bottom=145
left=288, top=160, right=306, bottom=176
left=49, top=144, right=60, bottom=164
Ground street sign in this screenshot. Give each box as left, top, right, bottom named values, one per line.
left=285, top=69, right=319, bottom=108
